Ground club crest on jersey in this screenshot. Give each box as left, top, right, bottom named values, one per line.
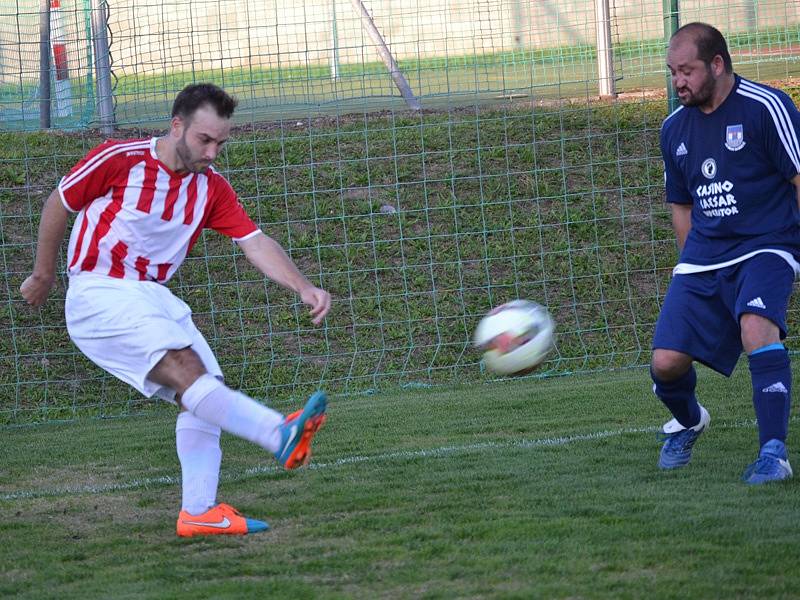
left=725, top=124, right=745, bottom=151
left=701, top=158, right=717, bottom=179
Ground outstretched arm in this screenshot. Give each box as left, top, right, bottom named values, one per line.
left=238, top=232, right=331, bottom=325
left=20, top=189, right=69, bottom=307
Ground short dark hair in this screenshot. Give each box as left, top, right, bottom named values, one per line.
left=672, top=22, right=733, bottom=73
left=171, top=83, right=238, bottom=121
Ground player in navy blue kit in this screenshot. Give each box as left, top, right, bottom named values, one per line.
left=652, top=22, right=800, bottom=484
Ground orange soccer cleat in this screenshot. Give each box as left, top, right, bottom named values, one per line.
left=176, top=503, right=269, bottom=537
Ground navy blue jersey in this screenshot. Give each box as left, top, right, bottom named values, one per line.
left=660, top=75, right=800, bottom=266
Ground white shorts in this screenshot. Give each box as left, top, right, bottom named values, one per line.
left=65, top=274, right=223, bottom=402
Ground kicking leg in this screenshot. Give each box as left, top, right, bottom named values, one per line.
left=151, top=347, right=327, bottom=468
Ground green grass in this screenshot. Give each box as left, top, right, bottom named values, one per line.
left=3, top=24, right=799, bottom=598
left=0, top=98, right=673, bottom=421
left=3, top=85, right=800, bottom=423
left=3, top=363, right=800, bottom=598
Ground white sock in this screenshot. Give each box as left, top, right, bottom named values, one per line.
left=176, top=411, right=222, bottom=516
left=181, top=374, right=284, bottom=453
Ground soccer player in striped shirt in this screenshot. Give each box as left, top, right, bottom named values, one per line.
left=652, top=23, right=800, bottom=484
left=21, top=84, right=331, bottom=536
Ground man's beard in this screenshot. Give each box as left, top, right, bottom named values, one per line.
left=678, top=67, right=716, bottom=107
left=176, top=135, right=209, bottom=173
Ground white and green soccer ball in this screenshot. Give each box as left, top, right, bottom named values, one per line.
left=474, top=300, right=555, bottom=375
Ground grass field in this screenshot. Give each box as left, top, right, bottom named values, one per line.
left=3, top=19, right=800, bottom=599
left=4, top=83, right=800, bottom=424
left=3, top=363, right=800, bottom=598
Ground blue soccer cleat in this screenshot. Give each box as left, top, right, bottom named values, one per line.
left=741, top=439, right=793, bottom=485
left=275, top=390, right=327, bottom=469
left=658, top=405, right=710, bottom=470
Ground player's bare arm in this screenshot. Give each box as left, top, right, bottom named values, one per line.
left=20, top=189, right=69, bottom=307
left=670, top=203, right=692, bottom=251
left=238, top=232, right=331, bottom=325
left=793, top=174, right=800, bottom=212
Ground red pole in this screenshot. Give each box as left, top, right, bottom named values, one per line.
left=50, top=0, right=73, bottom=117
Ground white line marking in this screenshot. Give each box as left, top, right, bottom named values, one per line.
left=0, top=419, right=763, bottom=501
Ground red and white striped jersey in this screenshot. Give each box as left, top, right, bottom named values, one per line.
left=59, top=137, right=260, bottom=282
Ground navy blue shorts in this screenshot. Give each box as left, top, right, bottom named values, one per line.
left=652, top=253, right=795, bottom=376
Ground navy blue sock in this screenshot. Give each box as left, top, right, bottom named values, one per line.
left=748, top=347, right=791, bottom=447
left=651, top=365, right=701, bottom=429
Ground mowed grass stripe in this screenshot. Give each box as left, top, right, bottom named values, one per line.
left=8, top=416, right=791, bottom=502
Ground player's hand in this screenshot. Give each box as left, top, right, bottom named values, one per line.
left=20, top=272, right=56, bottom=307
left=300, top=285, right=331, bottom=325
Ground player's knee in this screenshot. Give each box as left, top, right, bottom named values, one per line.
left=150, top=347, right=208, bottom=394
left=739, top=313, right=780, bottom=354
left=650, top=349, right=692, bottom=382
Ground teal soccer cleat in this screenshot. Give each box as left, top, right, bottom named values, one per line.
left=275, top=390, right=327, bottom=469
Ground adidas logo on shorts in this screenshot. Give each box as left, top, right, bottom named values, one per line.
left=746, top=297, right=766, bottom=309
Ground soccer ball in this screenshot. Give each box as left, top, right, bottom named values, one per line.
left=473, top=300, right=555, bottom=375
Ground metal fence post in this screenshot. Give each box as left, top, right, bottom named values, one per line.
left=91, top=0, right=114, bottom=134
left=39, top=0, right=51, bottom=129
left=663, top=0, right=680, bottom=112
left=595, top=0, right=615, bottom=98
left=330, top=0, right=340, bottom=79
left=348, top=0, right=421, bottom=111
